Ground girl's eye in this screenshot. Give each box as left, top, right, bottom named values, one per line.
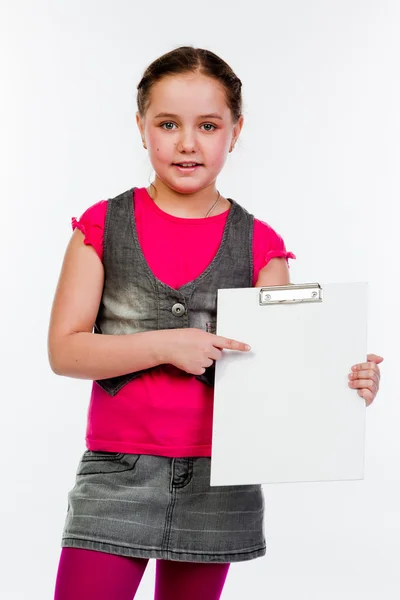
left=160, top=122, right=216, bottom=131
left=161, top=122, right=176, bottom=130
left=201, top=123, right=216, bottom=131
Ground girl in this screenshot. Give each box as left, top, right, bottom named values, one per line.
left=48, top=46, right=383, bottom=600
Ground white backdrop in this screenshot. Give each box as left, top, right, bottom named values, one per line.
left=1, top=1, right=398, bottom=598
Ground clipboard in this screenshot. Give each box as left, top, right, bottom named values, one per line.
left=210, top=282, right=368, bottom=486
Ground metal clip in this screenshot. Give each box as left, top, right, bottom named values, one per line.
left=259, top=283, right=323, bottom=305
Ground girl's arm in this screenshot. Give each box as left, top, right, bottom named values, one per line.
left=254, top=257, right=290, bottom=287
left=48, top=230, right=249, bottom=380
left=47, top=229, right=169, bottom=380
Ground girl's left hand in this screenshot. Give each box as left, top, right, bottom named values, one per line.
left=348, top=354, right=384, bottom=407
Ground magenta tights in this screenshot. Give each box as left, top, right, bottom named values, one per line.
left=54, top=548, right=230, bottom=600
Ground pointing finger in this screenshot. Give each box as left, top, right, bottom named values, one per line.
left=367, top=354, right=384, bottom=364
left=213, top=336, right=251, bottom=352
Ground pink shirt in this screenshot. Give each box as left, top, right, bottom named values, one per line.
left=72, top=187, right=295, bottom=457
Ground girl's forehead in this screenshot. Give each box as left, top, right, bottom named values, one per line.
left=147, top=73, right=230, bottom=117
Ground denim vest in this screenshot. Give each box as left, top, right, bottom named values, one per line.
left=94, top=188, right=254, bottom=396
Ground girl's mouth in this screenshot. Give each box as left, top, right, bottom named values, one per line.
left=173, top=162, right=203, bottom=173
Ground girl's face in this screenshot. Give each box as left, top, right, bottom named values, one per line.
left=136, top=72, right=243, bottom=195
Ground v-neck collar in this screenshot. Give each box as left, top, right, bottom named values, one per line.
left=129, top=188, right=238, bottom=295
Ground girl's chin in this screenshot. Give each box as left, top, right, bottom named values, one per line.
left=160, top=174, right=213, bottom=194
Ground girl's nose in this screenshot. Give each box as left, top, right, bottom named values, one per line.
left=177, top=129, right=197, bottom=152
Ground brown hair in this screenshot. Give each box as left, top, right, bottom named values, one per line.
left=137, top=46, right=243, bottom=123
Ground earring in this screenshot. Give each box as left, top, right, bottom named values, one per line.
left=142, top=140, right=147, bottom=149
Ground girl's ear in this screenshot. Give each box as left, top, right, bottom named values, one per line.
left=230, top=115, right=244, bottom=152
left=136, top=111, right=142, bottom=132
left=136, top=112, right=147, bottom=149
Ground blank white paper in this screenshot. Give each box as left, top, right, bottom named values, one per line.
left=210, top=282, right=368, bottom=486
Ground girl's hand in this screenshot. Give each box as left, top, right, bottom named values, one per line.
left=348, top=354, right=384, bottom=406
left=160, top=328, right=251, bottom=375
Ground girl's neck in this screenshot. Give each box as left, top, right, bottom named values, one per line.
left=146, top=178, right=230, bottom=219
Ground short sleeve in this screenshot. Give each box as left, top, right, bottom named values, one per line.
left=252, top=217, right=296, bottom=284
left=71, top=200, right=108, bottom=262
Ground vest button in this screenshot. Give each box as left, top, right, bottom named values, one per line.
left=172, top=302, right=186, bottom=317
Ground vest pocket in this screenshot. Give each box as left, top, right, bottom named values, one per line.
left=77, top=451, right=140, bottom=475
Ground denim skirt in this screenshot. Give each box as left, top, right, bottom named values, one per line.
left=61, top=451, right=266, bottom=563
